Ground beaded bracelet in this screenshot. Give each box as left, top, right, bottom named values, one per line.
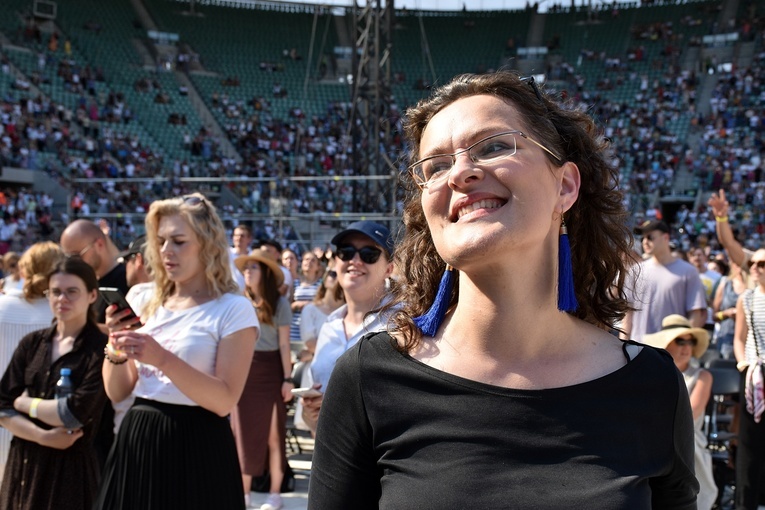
left=104, top=346, right=128, bottom=365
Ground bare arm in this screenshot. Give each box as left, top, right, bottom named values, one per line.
left=13, top=396, right=64, bottom=427
left=689, top=369, right=713, bottom=421
left=278, top=324, right=294, bottom=402
left=734, top=294, right=748, bottom=365
left=111, top=326, right=258, bottom=416
left=688, top=308, right=706, bottom=328
left=0, top=415, right=83, bottom=449
left=102, top=305, right=140, bottom=402
left=709, top=190, right=748, bottom=267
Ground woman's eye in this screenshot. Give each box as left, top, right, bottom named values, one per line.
left=424, top=159, right=452, bottom=179
left=476, top=142, right=513, bottom=158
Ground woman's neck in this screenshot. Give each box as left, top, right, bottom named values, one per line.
left=173, top=276, right=211, bottom=300
left=301, top=273, right=320, bottom=285
left=56, top=316, right=88, bottom=339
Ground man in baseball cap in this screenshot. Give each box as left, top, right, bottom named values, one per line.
left=622, top=219, right=707, bottom=342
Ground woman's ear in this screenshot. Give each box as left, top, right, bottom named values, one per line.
left=558, top=161, right=581, bottom=214
left=88, top=288, right=99, bottom=305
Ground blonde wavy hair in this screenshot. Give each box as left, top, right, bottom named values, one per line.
left=143, top=193, right=238, bottom=317
left=19, top=242, right=64, bottom=301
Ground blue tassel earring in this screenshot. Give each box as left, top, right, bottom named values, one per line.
left=557, top=220, right=578, bottom=312
left=413, top=265, right=455, bottom=337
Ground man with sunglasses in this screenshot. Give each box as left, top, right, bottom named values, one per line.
left=621, top=219, right=707, bottom=342
left=302, top=221, right=395, bottom=433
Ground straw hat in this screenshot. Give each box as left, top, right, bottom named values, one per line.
left=234, top=248, right=284, bottom=287
left=642, top=314, right=710, bottom=359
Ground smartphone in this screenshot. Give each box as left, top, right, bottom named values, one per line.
left=99, top=287, right=138, bottom=323
left=290, top=387, right=322, bottom=398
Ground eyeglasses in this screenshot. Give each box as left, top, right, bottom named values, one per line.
left=336, top=245, right=383, bottom=264
left=409, top=131, right=562, bottom=189
left=749, top=260, right=765, bottom=270
left=674, top=337, right=697, bottom=347
left=67, top=240, right=97, bottom=258
left=45, top=288, right=83, bottom=301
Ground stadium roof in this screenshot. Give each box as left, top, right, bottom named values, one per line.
left=277, top=0, right=635, bottom=14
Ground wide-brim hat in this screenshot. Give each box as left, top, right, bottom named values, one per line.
left=643, top=314, right=710, bottom=358
left=234, top=248, right=285, bottom=287
left=331, top=220, right=393, bottom=256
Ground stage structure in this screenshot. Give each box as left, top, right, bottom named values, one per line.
left=348, top=0, right=398, bottom=215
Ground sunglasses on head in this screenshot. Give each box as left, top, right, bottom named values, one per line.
left=674, top=337, right=697, bottom=347
left=748, top=260, right=765, bottom=270
left=336, top=245, right=383, bottom=264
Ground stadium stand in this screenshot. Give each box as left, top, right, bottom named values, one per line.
left=0, top=0, right=763, bottom=256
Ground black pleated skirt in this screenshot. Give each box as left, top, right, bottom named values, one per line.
left=93, top=398, right=244, bottom=510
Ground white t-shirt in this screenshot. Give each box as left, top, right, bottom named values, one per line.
left=133, top=293, right=259, bottom=406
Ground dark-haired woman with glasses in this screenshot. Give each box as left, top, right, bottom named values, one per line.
left=95, top=193, right=259, bottom=510
left=308, top=72, right=698, bottom=508
left=301, top=221, right=394, bottom=433
left=0, top=257, right=108, bottom=510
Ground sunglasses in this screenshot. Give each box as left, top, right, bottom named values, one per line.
left=336, top=245, right=383, bottom=264
left=326, top=270, right=337, bottom=279
left=674, top=337, right=697, bottom=347
left=748, top=260, right=765, bottom=270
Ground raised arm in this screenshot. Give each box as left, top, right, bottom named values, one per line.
left=708, top=190, right=748, bottom=268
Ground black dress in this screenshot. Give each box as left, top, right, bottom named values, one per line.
left=0, top=322, right=108, bottom=510
left=308, top=333, right=699, bottom=510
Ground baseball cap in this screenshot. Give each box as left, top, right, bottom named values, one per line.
left=118, top=235, right=146, bottom=261
left=634, top=219, right=670, bottom=236
left=331, top=221, right=393, bottom=256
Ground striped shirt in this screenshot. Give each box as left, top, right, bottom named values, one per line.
left=289, top=279, right=322, bottom=343
left=742, top=288, right=765, bottom=363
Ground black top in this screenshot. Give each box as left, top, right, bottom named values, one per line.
left=0, top=322, right=108, bottom=510
left=308, top=333, right=698, bottom=510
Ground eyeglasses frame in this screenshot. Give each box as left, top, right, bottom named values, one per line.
left=409, top=130, right=562, bottom=190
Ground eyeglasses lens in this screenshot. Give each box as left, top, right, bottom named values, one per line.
left=337, top=246, right=382, bottom=264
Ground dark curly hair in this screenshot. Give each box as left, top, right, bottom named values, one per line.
left=385, top=71, right=634, bottom=352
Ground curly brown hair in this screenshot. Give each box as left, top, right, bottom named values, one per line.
left=385, top=71, right=634, bottom=352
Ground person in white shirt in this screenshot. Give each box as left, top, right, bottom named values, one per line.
left=302, top=221, right=394, bottom=432
left=95, top=193, right=259, bottom=510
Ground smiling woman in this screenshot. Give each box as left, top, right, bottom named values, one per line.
left=308, top=71, right=699, bottom=509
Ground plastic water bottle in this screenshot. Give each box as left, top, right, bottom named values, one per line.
left=55, top=368, right=73, bottom=399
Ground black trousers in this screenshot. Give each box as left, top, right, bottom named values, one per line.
left=736, top=370, right=765, bottom=509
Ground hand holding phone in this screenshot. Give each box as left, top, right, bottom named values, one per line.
left=99, top=287, right=140, bottom=328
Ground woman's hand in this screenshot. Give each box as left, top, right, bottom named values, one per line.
left=37, top=427, right=83, bottom=450
left=110, top=330, right=169, bottom=368
left=282, top=380, right=295, bottom=403
left=707, top=189, right=729, bottom=218
left=105, top=304, right=141, bottom=332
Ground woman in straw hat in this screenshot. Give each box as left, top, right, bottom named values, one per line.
left=233, top=248, right=293, bottom=510
left=644, top=315, right=716, bottom=510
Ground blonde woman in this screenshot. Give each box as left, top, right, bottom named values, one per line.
left=95, top=194, right=259, bottom=509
